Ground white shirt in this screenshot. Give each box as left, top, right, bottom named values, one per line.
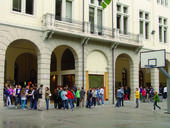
left=164, top=87, right=167, bottom=93
left=100, top=88, right=104, bottom=95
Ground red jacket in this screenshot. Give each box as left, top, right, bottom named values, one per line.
left=66, top=91, right=74, bottom=99
left=142, top=90, right=146, bottom=96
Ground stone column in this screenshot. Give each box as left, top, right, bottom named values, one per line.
left=0, top=48, right=5, bottom=108
left=130, top=62, right=139, bottom=101
left=37, top=50, right=51, bottom=108
left=151, top=68, right=159, bottom=93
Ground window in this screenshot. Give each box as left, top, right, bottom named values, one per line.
left=116, top=4, right=128, bottom=34
left=139, top=11, right=150, bottom=39
left=12, top=0, right=34, bottom=15
left=89, top=1, right=103, bottom=35
left=26, top=0, right=34, bottom=14
left=157, top=0, right=168, bottom=6
left=89, top=7, right=95, bottom=33
left=13, top=0, right=21, bottom=12
left=55, top=0, right=62, bottom=20
left=159, top=17, right=168, bottom=43
left=66, top=0, right=72, bottom=22
left=90, top=0, right=95, bottom=4
left=97, top=9, right=102, bottom=35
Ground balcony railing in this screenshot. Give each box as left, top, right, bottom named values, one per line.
left=42, top=13, right=141, bottom=44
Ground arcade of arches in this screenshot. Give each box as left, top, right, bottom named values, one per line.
left=3, top=39, right=170, bottom=103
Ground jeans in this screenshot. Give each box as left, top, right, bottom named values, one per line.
left=6, top=96, right=11, bottom=107
left=68, top=99, right=74, bottom=109
left=86, top=99, right=92, bottom=108
left=63, top=100, right=68, bottom=109
left=33, top=100, right=38, bottom=110
left=97, top=95, right=101, bottom=105
left=45, top=98, right=50, bottom=110
left=21, top=100, right=26, bottom=109
left=153, top=101, right=161, bottom=110
left=116, top=98, right=121, bottom=107
left=92, top=97, right=96, bottom=106
left=136, top=98, right=139, bottom=108
left=30, top=97, right=33, bottom=109
left=100, top=94, right=104, bottom=104
left=15, top=97, right=20, bottom=106
left=9, top=95, right=13, bottom=105
left=120, top=97, right=124, bottom=106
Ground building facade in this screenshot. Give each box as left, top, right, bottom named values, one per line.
left=0, top=0, right=170, bottom=107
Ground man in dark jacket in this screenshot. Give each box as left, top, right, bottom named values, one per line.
left=86, top=89, right=92, bottom=108
left=37, top=84, right=43, bottom=111
left=80, top=87, right=85, bottom=108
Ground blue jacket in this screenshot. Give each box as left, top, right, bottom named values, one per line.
left=16, top=88, right=21, bottom=96
left=117, top=89, right=123, bottom=98
left=6, top=90, right=10, bottom=97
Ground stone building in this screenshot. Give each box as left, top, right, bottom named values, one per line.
left=0, top=0, right=170, bottom=107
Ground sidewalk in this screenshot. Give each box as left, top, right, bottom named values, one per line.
left=1, top=100, right=170, bottom=128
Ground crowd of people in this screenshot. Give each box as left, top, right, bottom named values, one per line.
left=3, top=83, right=105, bottom=111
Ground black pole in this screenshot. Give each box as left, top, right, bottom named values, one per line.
left=82, top=42, right=85, bottom=88
left=112, top=0, right=115, bottom=104
left=83, top=0, right=85, bottom=32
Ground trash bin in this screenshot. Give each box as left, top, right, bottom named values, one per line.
left=158, top=94, right=163, bottom=102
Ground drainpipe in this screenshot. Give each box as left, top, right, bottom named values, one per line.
left=111, top=42, right=119, bottom=104
left=82, top=38, right=89, bottom=88
left=83, top=0, right=85, bottom=32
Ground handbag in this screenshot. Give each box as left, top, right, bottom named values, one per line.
left=49, top=93, right=52, bottom=96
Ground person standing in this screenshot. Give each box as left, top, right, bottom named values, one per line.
left=100, top=87, right=104, bottom=105
left=142, top=88, right=146, bottom=103
left=86, top=89, right=92, bottom=108
left=92, top=88, right=97, bottom=107
left=45, top=87, right=51, bottom=110
left=153, top=91, right=161, bottom=111
left=28, top=87, right=34, bottom=109
left=20, top=88, right=27, bottom=110
left=33, top=87, right=38, bottom=110
left=53, top=87, right=59, bottom=109
left=62, top=88, right=68, bottom=110
left=76, top=87, right=80, bottom=107
left=66, top=89, right=74, bottom=111
left=115, top=87, right=122, bottom=107
left=120, top=86, right=124, bottom=106
left=139, top=86, right=143, bottom=101
left=6, top=87, right=11, bottom=107
left=135, top=88, right=139, bottom=108
left=37, top=84, right=43, bottom=111
left=80, top=87, right=85, bottom=108
left=127, top=86, right=131, bottom=100
left=96, top=88, right=100, bottom=105
left=15, top=85, right=21, bottom=109
left=124, top=86, right=128, bottom=100
left=8, top=85, right=13, bottom=105
left=163, top=86, right=167, bottom=99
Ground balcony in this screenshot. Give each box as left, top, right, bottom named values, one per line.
left=42, top=13, right=142, bottom=47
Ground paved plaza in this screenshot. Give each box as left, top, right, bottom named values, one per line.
left=1, top=101, right=170, bottom=128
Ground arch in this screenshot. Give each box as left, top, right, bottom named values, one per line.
left=5, top=39, right=39, bottom=85
left=61, top=48, right=75, bottom=70
left=15, top=53, right=37, bottom=85
left=87, top=50, right=108, bottom=73
left=115, top=53, right=134, bottom=65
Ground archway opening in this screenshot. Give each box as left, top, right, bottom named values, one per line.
left=115, top=54, right=132, bottom=100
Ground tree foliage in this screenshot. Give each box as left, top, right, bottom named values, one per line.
left=101, top=0, right=112, bottom=9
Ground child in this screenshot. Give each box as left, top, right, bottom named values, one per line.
left=153, top=91, right=161, bottom=111
left=135, top=88, right=139, bottom=108
left=21, top=88, right=27, bottom=110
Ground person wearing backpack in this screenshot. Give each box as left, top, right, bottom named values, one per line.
left=37, top=84, right=43, bottom=111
